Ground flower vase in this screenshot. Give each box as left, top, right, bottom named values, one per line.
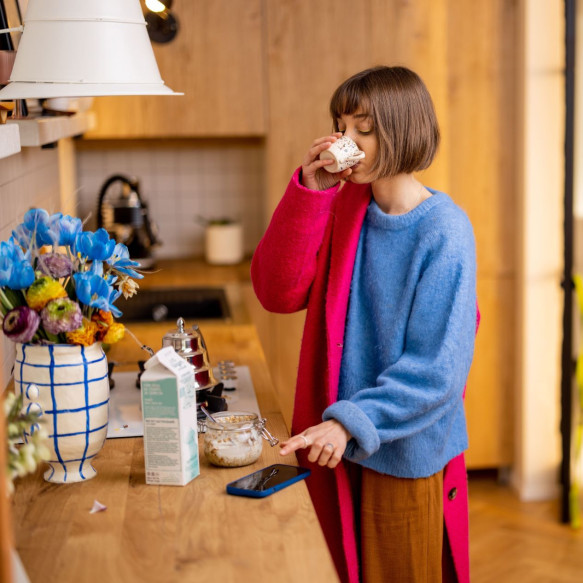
left=14, top=342, right=110, bottom=483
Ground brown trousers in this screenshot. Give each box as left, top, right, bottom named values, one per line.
left=349, top=465, right=447, bottom=583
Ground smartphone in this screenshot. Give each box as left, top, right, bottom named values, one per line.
left=226, top=463, right=311, bottom=498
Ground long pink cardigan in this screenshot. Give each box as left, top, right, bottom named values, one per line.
left=251, top=169, right=477, bottom=583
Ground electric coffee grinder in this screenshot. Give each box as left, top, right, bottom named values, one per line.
left=97, top=174, right=160, bottom=269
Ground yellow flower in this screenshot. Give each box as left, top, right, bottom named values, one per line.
left=25, top=276, right=68, bottom=311
left=66, top=319, right=98, bottom=346
left=102, top=322, right=125, bottom=344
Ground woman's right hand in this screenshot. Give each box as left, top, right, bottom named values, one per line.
left=301, top=133, right=354, bottom=191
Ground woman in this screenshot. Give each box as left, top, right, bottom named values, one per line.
left=251, top=66, right=478, bottom=583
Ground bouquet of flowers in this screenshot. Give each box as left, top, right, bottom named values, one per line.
left=0, top=208, right=143, bottom=346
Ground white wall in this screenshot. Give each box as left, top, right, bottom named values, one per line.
left=74, top=141, right=265, bottom=261
left=0, top=147, right=62, bottom=391
left=513, top=0, right=564, bottom=501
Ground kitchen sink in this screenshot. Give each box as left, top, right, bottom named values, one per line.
left=117, top=286, right=231, bottom=322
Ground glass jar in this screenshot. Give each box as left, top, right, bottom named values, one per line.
left=203, top=411, right=265, bottom=467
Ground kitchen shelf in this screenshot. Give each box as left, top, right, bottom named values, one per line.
left=0, top=123, right=21, bottom=159
left=7, top=111, right=96, bottom=147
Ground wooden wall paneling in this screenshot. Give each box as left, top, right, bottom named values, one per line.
left=86, top=0, right=265, bottom=139
left=466, top=277, right=515, bottom=467
left=447, top=0, right=517, bottom=275
left=369, top=0, right=450, bottom=191
left=447, top=0, right=519, bottom=468
left=264, top=0, right=371, bottom=216
left=263, top=0, right=372, bottom=425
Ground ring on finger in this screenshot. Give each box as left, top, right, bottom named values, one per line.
left=299, top=435, right=310, bottom=448
left=324, top=443, right=335, bottom=451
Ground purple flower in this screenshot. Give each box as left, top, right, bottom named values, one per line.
left=2, top=306, right=40, bottom=343
left=37, top=253, right=74, bottom=278
left=40, top=298, right=83, bottom=334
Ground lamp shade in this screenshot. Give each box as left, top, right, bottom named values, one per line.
left=0, top=0, right=180, bottom=99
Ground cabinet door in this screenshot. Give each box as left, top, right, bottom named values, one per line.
left=85, top=0, right=265, bottom=138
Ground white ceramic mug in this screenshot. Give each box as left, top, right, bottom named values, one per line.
left=319, top=135, right=365, bottom=173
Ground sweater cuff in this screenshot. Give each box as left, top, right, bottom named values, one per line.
left=292, top=167, right=342, bottom=197
left=323, top=401, right=380, bottom=462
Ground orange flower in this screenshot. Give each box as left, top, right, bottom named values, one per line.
left=66, top=319, right=98, bottom=346
left=91, top=310, right=114, bottom=340
left=102, top=322, right=125, bottom=344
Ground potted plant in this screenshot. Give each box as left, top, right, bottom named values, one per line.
left=0, top=209, right=143, bottom=483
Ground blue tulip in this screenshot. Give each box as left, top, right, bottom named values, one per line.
left=48, top=213, right=82, bottom=247
left=22, top=208, right=50, bottom=230
left=0, top=254, right=12, bottom=287
left=11, top=224, right=33, bottom=249
left=9, top=259, right=35, bottom=289
left=73, top=272, right=122, bottom=317
left=108, top=243, right=144, bottom=279
left=0, top=241, right=35, bottom=289
left=22, top=208, right=53, bottom=247
left=74, top=229, right=116, bottom=261
left=88, top=260, right=104, bottom=278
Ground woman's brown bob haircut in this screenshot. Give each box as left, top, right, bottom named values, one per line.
left=330, top=66, right=440, bottom=179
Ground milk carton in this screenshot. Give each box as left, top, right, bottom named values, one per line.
left=140, top=346, right=200, bottom=485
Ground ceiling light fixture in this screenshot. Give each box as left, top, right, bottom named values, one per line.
left=0, top=0, right=181, bottom=99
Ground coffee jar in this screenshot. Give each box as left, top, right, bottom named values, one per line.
left=203, top=411, right=279, bottom=467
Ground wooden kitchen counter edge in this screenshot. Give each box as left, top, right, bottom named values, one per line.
left=10, top=322, right=339, bottom=583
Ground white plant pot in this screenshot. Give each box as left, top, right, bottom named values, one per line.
left=204, top=223, right=244, bottom=265
left=14, top=342, right=110, bottom=484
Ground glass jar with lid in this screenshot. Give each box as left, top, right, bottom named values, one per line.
left=203, top=411, right=278, bottom=467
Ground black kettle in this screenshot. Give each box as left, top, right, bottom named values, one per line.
left=97, top=175, right=160, bottom=268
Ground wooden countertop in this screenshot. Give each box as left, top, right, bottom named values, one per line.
left=139, top=256, right=253, bottom=288
left=10, top=269, right=339, bottom=583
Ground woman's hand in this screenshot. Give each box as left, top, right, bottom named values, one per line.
left=279, top=419, right=352, bottom=469
left=301, top=133, right=354, bottom=191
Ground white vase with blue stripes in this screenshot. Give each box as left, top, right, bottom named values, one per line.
left=14, top=342, right=110, bottom=483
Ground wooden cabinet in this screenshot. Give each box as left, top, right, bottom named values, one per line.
left=84, top=0, right=265, bottom=139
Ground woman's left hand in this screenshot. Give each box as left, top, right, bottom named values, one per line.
left=279, top=420, right=351, bottom=469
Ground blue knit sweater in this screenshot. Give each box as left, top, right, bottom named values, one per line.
left=322, top=189, right=477, bottom=478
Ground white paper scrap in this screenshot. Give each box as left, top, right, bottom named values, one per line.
left=89, top=500, right=107, bottom=514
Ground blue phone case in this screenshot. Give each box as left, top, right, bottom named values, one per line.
left=226, top=464, right=310, bottom=498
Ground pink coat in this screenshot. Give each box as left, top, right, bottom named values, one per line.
left=251, top=169, right=477, bottom=583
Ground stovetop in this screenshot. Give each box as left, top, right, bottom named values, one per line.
left=106, top=365, right=260, bottom=439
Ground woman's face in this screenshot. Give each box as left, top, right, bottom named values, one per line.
left=336, top=110, right=378, bottom=183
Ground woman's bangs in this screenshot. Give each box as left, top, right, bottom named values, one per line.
left=330, top=82, right=370, bottom=119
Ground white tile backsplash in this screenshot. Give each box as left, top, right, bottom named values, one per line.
left=0, top=147, right=61, bottom=390
left=75, top=140, right=265, bottom=260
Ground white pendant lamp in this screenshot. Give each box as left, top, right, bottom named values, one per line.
left=0, top=0, right=181, bottom=99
